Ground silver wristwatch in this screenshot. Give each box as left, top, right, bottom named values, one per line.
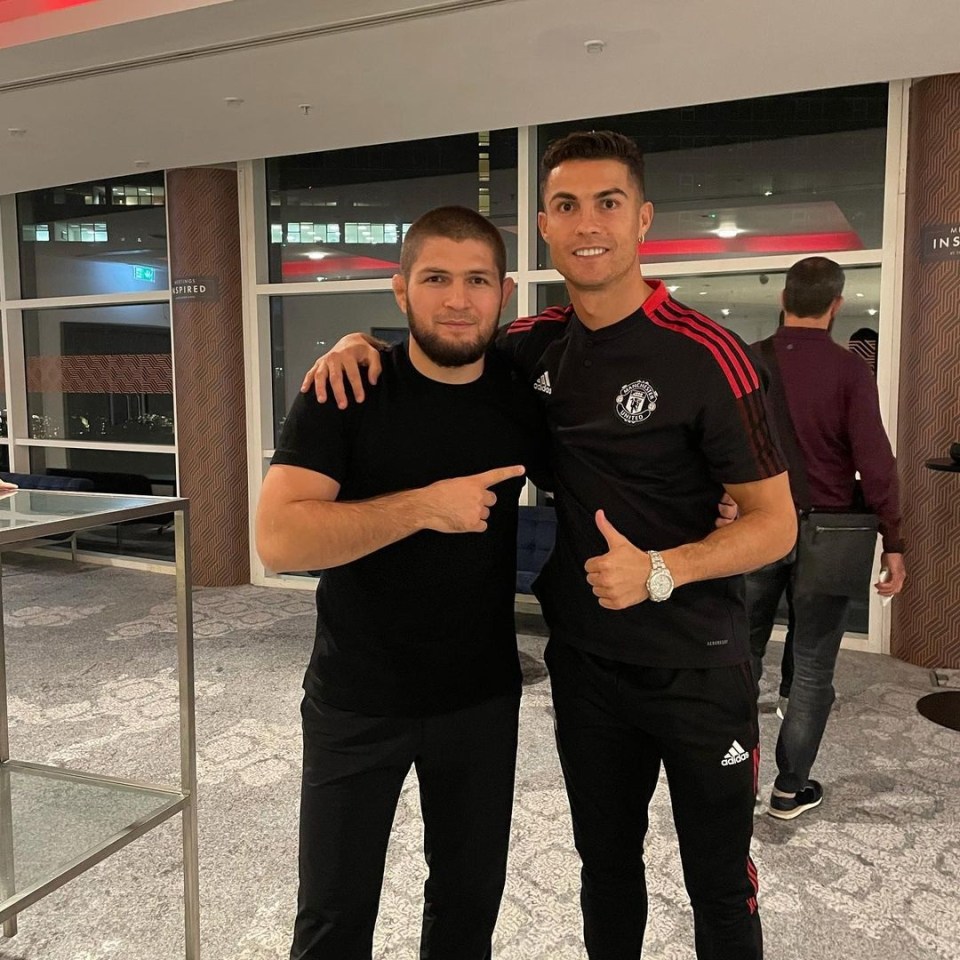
left=646, top=550, right=675, bottom=602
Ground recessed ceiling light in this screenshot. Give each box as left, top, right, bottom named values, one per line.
left=715, top=223, right=740, bottom=239
left=763, top=190, right=773, bottom=197
left=721, top=308, right=731, bottom=316
left=133, top=160, right=150, bottom=168
left=855, top=292, right=865, bottom=298
left=224, top=97, right=244, bottom=107
left=667, top=285, right=680, bottom=293
left=866, top=308, right=878, bottom=316
left=306, top=252, right=328, bottom=260
left=699, top=291, right=708, bottom=296
left=7, top=127, right=26, bottom=137
left=584, top=39, right=606, bottom=54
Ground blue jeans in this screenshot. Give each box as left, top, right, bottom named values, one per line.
left=746, top=561, right=850, bottom=794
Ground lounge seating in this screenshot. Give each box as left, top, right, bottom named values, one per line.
left=516, top=505, right=556, bottom=602
left=45, top=468, right=172, bottom=544
left=0, top=471, right=95, bottom=562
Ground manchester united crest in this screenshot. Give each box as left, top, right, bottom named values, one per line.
left=615, top=379, right=658, bottom=424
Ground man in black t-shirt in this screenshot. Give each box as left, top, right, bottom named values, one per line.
left=300, top=134, right=797, bottom=959
left=257, top=207, right=546, bottom=960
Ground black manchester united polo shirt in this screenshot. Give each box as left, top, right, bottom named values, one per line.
left=497, top=279, right=785, bottom=668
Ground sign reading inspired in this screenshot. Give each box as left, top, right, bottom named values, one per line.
left=172, top=276, right=220, bottom=302
left=920, top=224, right=960, bottom=262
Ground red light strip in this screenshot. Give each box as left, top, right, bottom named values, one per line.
left=0, top=1, right=102, bottom=25
left=640, top=231, right=864, bottom=258
left=278, top=231, right=864, bottom=278
left=281, top=255, right=401, bottom=278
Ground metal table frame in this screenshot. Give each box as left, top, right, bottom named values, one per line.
left=0, top=490, right=199, bottom=957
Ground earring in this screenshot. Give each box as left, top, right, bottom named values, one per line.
left=638, top=234, right=646, bottom=245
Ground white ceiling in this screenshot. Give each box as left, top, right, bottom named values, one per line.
left=1, top=0, right=960, bottom=195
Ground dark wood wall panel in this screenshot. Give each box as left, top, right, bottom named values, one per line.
left=167, top=168, right=249, bottom=587
left=893, top=75, right=960, bottom=668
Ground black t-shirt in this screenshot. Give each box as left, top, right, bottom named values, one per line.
left=272, top=342, right=546, bottom=716
left=498, top=279, right=784, bottom=668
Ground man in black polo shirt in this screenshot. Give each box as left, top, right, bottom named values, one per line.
left=301, top=133, right=797, bottom=960
left=257, top=207, right=546, bottom=960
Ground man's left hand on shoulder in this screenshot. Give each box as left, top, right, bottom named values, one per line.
left=584, top=510, right=651, bottom=609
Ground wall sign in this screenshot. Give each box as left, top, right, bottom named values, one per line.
left=920, top=223, right=960, bottom=262
left=172, top=276, right=219, bottom=301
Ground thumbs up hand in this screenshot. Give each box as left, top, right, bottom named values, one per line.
left=584, top=510, right=651, bottom=610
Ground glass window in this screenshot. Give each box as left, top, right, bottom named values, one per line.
left=18, top=173, right=169, bottom=298
left=28, top=448, right=176, bottom=494
left=0, top=330, right=6, bottom=469
left=269, top=289, right=518, bottom=443
left=537, top=85, right=888, bottom=268
left=536, top=266, right=881, bottom=353
left=27, top=448, right=177, bottom=561
left=266, top=130, right=518, bottom=283
left=24, top=303, right=174, bottom=444
left=0, top=328, right=6, bottom=438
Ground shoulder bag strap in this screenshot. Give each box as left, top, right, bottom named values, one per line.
left=754, top=337, right=812, bottom=512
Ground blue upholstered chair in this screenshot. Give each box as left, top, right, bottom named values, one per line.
left=0, top=471, right=95, bottom=561
left=515, top=505, right=556, bottom=597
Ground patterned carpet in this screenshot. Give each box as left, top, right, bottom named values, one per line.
left=1, top=554, right=957, bottom=960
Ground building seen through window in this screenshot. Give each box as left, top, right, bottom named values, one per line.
left=266, top=130, right=518, bottom=283
left=538, top=84, right=888, bottom=268
left=17, top=172, right=169, bottom=298
left=24, top=304, right=174, bottom=445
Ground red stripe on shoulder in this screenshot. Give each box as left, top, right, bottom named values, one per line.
left=651, top=303, right=761, bottom=398
left=506, top=304, right=572, bottom=334
left=661, top=301, right=760, bottom=391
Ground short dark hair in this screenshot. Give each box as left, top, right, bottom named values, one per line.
left=783, top=257, right=846, bottom=318
left=399, top=206, right=506, bottom=280
left=540, top=130, right=646, bottom=203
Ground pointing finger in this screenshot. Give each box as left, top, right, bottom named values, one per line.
left=474, top=465, right=526, bottom=488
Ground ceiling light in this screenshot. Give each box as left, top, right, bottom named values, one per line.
left=7, top=127, right=26, bottom=137
left=584, top=39, right=606, bottom=54
left=714, top=223, right=740, bottom=239
left=667, top=285, right=680, bottom=293
left=866, top=308, right=878, bottom=316
left=855, top=292, right=865, bottom=298
left=721, top=308, right=730, bottom=316
left=133, top=160, right=150, bottom=169
left=306, top=252, right=328, bottom=260
left=699, top=291, right=708, bottom=296
left=224, top=97, right=244, bottom=107
left=763, top=190, right=773, bottom=197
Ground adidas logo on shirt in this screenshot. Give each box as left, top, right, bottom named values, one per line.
left=533, top=371, right=552, bottom=395
left=721, top=740, right=750, bottom=766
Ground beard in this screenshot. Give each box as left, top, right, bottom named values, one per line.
left=407, top=303, right=500, bottom=368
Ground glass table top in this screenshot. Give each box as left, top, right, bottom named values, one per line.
left=0, top=490, right=186, bottom=545
left=0, top=763, right=183, bottom=905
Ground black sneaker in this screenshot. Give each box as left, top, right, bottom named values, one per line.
left=768, top=780, right=823, bottom=820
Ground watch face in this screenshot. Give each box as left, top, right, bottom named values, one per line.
left=649, top=569, right=674, bottom=601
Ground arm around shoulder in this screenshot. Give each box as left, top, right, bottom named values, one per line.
left=299, top=334, right=385, bottom=407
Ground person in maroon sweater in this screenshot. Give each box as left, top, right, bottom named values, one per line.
left=748, top=256, right=906, bottom=820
